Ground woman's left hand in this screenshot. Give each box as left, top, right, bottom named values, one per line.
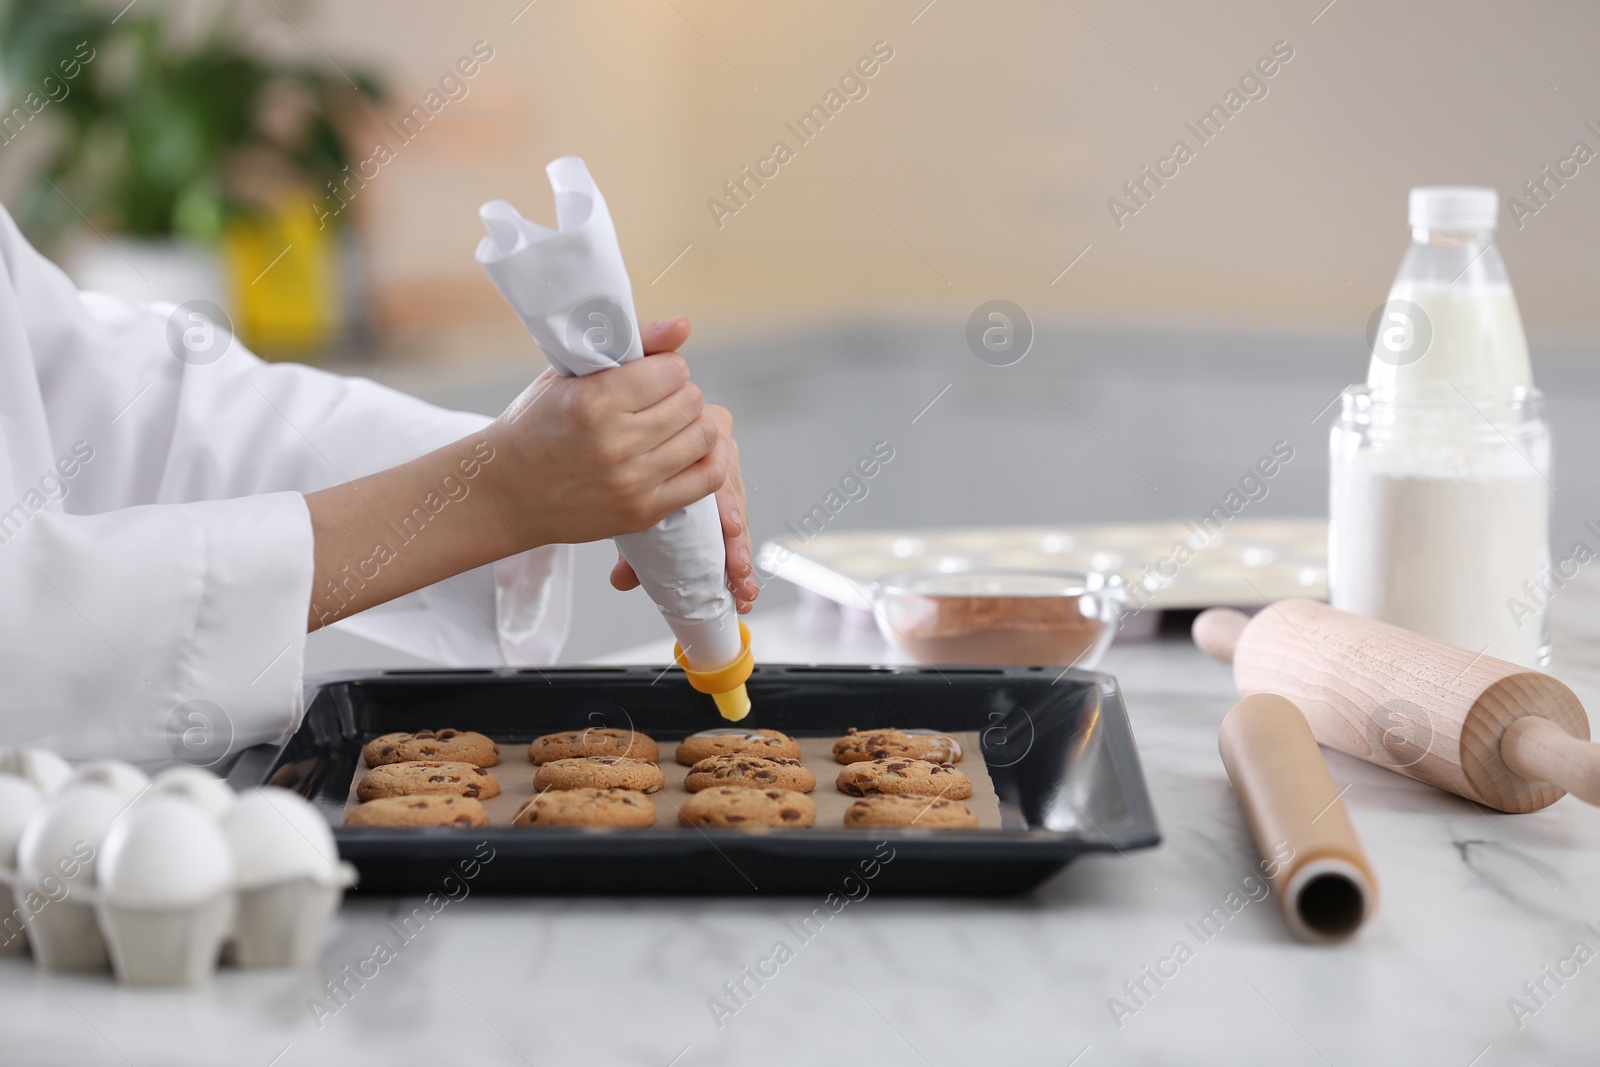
left=609, top=317, right=759, bottom=614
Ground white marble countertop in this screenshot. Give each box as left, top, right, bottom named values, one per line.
left=11, top=588, right=1600, bottom=1067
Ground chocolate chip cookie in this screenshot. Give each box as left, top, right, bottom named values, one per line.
left=356, top=760, right=501, bottom=802
left=843, top=794, right=979, bottom=829
left=677, top=786, right=816, bottom=829
left=532, top=756, right=665, bottom=793
left=835, top=758, right=973, bottom=799
left=674, top=728, right=801, bottom=766
left=527, top=728, right=659, bottom=765
left=344, top=795, right=490, bottom=828
left=832, top=728, right=962, bottom=765
left=363, top=729, right=500, bottom=768
left=684, top=754, right=816, bottom=794
left=513, top=787, right=657, bottom=828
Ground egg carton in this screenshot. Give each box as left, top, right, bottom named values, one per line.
left=0, top=751, right=355, bottom=987
left=758, top=518, right=1328, bottom=622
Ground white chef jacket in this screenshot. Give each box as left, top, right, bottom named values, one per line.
left=0, top=204, right=572, bottom=763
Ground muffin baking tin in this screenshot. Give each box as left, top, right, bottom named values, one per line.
left=758, top=517, right=1327, bottom=616
left=229, top=664, right=1160, bottom=897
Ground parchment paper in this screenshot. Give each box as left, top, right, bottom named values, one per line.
left=341, top=732, right=1002, bottom=830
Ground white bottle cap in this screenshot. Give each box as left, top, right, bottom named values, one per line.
left=1409, top=186, right=1499, bottom=231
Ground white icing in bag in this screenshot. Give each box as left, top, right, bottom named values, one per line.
left=475, top=157, right=741, bottom=671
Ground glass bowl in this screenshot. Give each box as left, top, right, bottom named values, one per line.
left=871, top=568, right=1125, bottom=669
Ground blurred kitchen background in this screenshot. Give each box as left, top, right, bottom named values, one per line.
left=3, top=0, right=1598, bottom=667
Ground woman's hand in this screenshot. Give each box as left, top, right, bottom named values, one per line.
left=480, top=315, right=730, bottom=552
left=609, top=318, right=759, bottom=613
left=303, top=314, right=745, bottom=631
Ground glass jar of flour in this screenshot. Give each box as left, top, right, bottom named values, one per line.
left=1329, top=384, right=1551, bottom=667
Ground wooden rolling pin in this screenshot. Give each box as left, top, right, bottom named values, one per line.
left=1194, top=599, right=1600, bottom=814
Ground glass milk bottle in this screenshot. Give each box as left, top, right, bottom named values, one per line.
left=1328, top=187, right=1552, bottom=667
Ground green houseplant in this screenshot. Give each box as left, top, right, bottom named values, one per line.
left=0, top=0, right=382, bottom=349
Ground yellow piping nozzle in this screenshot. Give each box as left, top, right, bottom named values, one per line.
left=674, top=621, right=754, bottom=721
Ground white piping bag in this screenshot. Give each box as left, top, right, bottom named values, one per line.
left=475, top=157, right=752, bottom=719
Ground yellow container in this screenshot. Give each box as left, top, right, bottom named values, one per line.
left=222, top=198, right=342, bottom=356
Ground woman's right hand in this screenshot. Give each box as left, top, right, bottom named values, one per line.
left=483, top=317, right=730, bottom=552
left=304, top=317, right=730, bottom=630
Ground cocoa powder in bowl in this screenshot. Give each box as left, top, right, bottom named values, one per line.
left=873, top=568, right=1124, bottom=667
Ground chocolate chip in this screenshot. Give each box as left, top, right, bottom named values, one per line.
left=754, top=771, right=772, bottom=779
left=726, top=815, right=746, bottom=823
left=437, top=729, right=458, bottom=739
left=427, top=775, right=446, bottom=782
left=766, top=790, right=781, bottom=799
left=781, top=809, right=801, bottom=821
left=463, top=786, right=480, bottom=798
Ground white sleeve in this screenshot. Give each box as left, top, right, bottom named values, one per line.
left=142, top=348, right=573, bottom=670
left=0, top=496, right=315, bottom=762
left=142, top=332, right=573, bottom=671
left=0, top=204, right=570, bottom=761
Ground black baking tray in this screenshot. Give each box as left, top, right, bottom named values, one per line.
left=227, top=664, right=1159, bottom=897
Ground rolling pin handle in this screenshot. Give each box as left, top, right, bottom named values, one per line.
left=1193, top=607, right=1251, bottom=665
left=1501, top=717, right=1600, bottom=807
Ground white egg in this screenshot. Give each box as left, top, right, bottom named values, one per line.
left=65, top=761, right=150, bottom=808
left=16, top=785, right=122, bottom=886
left=98, top=797, right=232, bottom=907
left=0, top=776, right=44, bottom=867
left=222, top=788, right=341, bottom=889
left=0, top=748, right=72, bottom=794
left=149, top=767, right=236, bottom=820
